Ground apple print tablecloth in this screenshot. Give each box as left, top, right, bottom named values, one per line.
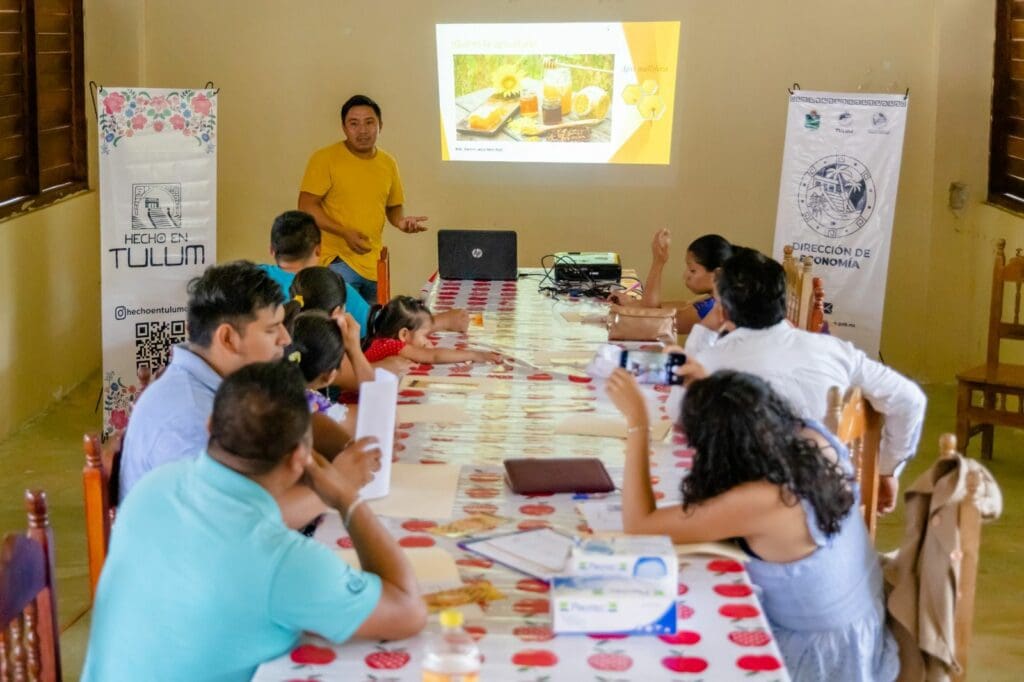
left=253, top=276, right=790, bottom=682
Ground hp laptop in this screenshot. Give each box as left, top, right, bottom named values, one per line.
left=437, top=229, right=518, bottom=281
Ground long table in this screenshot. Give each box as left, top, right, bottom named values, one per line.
left=253, top=273, right=790, bottom=681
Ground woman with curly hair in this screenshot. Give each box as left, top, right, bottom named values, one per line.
left=606, top=368, right=898, bottom=682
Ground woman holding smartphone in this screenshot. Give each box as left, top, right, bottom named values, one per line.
left=605, top=368, right=897, bottom=682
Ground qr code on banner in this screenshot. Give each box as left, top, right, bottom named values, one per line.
left=135, top=320, right=186, bottom=372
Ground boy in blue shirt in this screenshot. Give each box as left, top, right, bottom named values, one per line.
left=84, top=361, right=426, bottom=681
left=260, top=210, right=372, bottom=332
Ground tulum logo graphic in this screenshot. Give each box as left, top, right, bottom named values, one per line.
left=131, top=183, right=182, bottom=230
left=471, top=248, right=484, bottom=259
left=797, top=154, right=876, bottom=238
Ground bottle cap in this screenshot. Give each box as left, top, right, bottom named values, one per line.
left=439, top=609, right=464, bottom=628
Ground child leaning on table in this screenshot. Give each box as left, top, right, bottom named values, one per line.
left=605, top=368, right=898, bottom=682
left=362, top=295, right=502, bottom=365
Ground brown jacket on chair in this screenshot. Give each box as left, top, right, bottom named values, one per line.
left=882, top=451, right=1002, bottom=681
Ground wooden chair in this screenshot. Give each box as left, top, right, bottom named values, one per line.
left=0, top=490, right=62, bottom=681
left=81, top=365, right=153, bottom=597
left=826, top=386, right=882, bottom=540
left=376, top=246, right=391, bottom=305
left=782, top=245, right=816, bottom=331
left=955, top=238, right=1024, bottom=458
left=943, top=434, right=984, bottom=682
left=82, top=432, right=121, bottom=598
left=808, top=276, right=827, bottom=333
left=887, top=434, right=991, bottom=682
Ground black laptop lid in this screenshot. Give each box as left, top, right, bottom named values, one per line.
left=437, top=230, right=518, bottom=281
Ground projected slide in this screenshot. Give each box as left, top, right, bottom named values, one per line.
left=436, top=22, right=680, bottom=165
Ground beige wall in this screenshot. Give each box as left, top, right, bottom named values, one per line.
left=5, top=0, right=1024, bottom=437
left=926, top=0, right=1024, bottom=371
left=142, top=0, right=950, bottom=378
left=0, top=0, right=143, bottom=440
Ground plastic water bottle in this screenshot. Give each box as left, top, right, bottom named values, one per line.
left=421, top=609, right=481, bottom=682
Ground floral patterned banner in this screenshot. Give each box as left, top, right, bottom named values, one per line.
left=99, top=87, right=218, bottom=437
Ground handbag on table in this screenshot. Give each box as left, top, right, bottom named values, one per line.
left=607, top=305, right=677, bottom=343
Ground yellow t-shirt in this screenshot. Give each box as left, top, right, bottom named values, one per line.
left=299, top=142, right=405, bottom=279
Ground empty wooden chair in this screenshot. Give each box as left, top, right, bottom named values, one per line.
left=826, top=386, right=882, bottom=540
left=376, top=246, right=391, bottom=305
left=955, top=238, right=1024, bottom=458
left=0, top=490, right=62, bottom=681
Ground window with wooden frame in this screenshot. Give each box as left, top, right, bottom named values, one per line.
left=0, top=0, right=86, bottom=219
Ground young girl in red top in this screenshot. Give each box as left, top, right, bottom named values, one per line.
left=363, top=296, right=502, bottom=365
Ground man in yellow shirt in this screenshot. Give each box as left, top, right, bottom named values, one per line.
left=298, top=95, right=427, bottom=303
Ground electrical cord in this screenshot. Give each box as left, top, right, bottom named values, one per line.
left=536, top=253, right=627, bottom=300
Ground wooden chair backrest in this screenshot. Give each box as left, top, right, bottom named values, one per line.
left=826, top=386, right=882, bottom=540
left=986, top=238, right=1024, bottom=365
left=939, top=433, right=983, bottom=682
left=82, top=431, right=121, bottom=598
left=81, top=365, right=153, bottom=598
left=376, top=246, right=391, bottom=306
left=0, top=490, right=61, bottom=682
left=782, top=245, right=815, bottom=331
left=808, top=276, right=827, bottom=333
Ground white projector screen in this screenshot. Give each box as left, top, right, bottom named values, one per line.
left=437, top=22, right=681, bottom=165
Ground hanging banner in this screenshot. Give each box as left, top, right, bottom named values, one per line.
left=98, top=87, right=217, bottom=437
left=772, top=90, right=907, bottom=357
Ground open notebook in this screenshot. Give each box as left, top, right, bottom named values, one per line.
left=459, top=528, right=577, bottom=580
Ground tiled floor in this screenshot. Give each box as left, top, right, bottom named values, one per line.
left=1, top=374, right=1021, bottom=680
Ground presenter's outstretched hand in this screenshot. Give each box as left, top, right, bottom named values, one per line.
left=343, top=228, right=373, bottom=255
left=399, top=215, right=429, bottom=233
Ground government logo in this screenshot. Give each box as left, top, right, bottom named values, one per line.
left=797, top=154, right=875, bottom=238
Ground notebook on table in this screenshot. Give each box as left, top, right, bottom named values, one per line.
left=504, top=457, right=615, bottom=495
left=438, top=229, right=518, bottom=281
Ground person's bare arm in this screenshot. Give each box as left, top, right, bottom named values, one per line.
left=605, top=369, right=789, bottom=541
left=311, top=411, right=352, bottom=459
left=298, top=191, right=371, bottom=254
left=303, top=442, right=426, bottom=640
left=641, top=228, right=671, bottom=309
left=400, top=345, right=501, bottom=365
left=338, top=313, right=374, bottom=383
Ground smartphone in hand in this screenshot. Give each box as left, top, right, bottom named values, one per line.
left=619, top=350, right=686, bottom=385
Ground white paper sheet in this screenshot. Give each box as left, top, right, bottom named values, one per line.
left=356, top=368, right=398, bottom=499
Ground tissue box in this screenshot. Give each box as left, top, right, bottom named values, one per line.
left=569, top=535, right=676, bottom=591
left=552, top=534, right=678, bottom=634
left=551, top=576, right=677, bottom=634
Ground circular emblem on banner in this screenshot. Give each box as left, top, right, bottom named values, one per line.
left=797, top=154, right=876, bottom=238
left=471, top=248, right=484, bottom=259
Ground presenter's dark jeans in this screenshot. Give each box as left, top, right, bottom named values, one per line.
left=329, top=258, right=378, bottom=305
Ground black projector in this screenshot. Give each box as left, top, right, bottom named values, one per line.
left=552, top=251, right=622, bottom=283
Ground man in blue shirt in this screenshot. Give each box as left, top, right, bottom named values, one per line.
left=84, top=361, right=426, bottom=681
left=119, top=262, right=353, bottom=525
